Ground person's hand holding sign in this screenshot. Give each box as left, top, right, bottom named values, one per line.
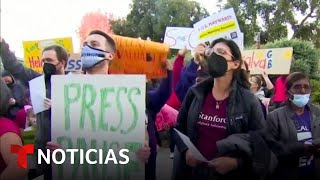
left=193, top=43, right=207, bottom=64
left=136, top=140, right=151, bottom=163
left=9, top=98, right=16, bottom=105
left=208, top=157, right=238, bottom=174
left=46, top=142, right=61, bottom=154
left=178, top=46, right=188, bottom=57
left=44, top=98, right=51, bottom=110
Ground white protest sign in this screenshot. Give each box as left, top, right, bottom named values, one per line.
left=28, top=75, right=46, bottom=114
left=66, top=53, right=82, bottom=72
left=163, top=27, right=199, bottom=50
left=174, top=129, right=208, bottom=162
left=193, top=8, right=243, bottom=49
left=51, top=75, right=146, bottom=180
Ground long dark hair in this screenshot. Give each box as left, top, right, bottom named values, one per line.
left=209, top=38, right=250, bottom=89
left=0, top=78, right=11, bottom=117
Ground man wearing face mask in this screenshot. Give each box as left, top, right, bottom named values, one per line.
left=1, top=70, right=26, bottom=119
left=46, top=30, right=153, bottom=178
left=0, top=37, right=68, bottom=179
left=266, top=72, right=320, bottom=180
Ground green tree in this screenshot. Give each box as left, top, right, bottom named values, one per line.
left=219, top=0, right=320, bottom=47
left=111, top=0, right=208, bottom=42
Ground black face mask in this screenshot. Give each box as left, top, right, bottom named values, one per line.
left=206, top=52, right=229, bottom=78
left=43, top=63, right=58, bottom=77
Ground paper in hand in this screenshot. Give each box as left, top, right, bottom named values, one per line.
left=29, top=75, right=46, bottom=114
left=174, top=128, right=208, bottom=162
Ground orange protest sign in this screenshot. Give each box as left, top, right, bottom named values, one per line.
left=109, top=35, right=170, bottom=79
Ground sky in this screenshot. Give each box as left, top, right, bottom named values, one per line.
left=1, top=0, right=219, bottom=57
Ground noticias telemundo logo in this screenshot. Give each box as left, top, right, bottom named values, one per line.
left=11, top=144, right=130, bottom=169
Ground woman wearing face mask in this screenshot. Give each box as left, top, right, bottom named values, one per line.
left=172, top=38, right=265, bottom=180
left=266, top=72, right=320, bottom=180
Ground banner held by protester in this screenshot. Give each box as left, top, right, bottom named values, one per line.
left=242, top=47, right=293, bottom=74
left=193, top=8, right=243, bottom=49
left=22, top=37, right=74, bottom=73
left=109, top=35, right=169, bottom=79
left=51, top=75, right=146, bottom=180
left=163, top=27, right=199, bottom=50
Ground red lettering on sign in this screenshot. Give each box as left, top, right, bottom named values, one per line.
left=244, top=51, right=266, bottom=70
left=28, top=56, right=42, bottom=69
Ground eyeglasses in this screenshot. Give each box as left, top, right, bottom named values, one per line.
left=291, top=84, right=311, bottom=92
left=205, top=47, right=236, bottom=59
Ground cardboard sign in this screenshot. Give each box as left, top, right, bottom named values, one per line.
left=193, top=8, right=243, bottom=49
left=51, top=75, right=146, bottom=180
left=163, top=27, right=198, bottom=50
left=22, top=37, right=73, bottom=73
left=242, top=47, right=293, bottom=74
left=109, top=35, right=169, bottom=79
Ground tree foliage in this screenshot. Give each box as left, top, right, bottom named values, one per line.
left=78, top=11, right=114, bottom=44
left=111, top=0, right=209, bottom=42
left=219, top=0, right=320, bottom=47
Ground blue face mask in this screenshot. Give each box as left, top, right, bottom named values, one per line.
left=290, top=93, right=310, bottom=107
left=81, top=45, right=108, bottom=70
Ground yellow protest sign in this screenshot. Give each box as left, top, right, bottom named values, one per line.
left=23, top=37, right=73, bottom=73
left=242, top=47, right=293, bottom=74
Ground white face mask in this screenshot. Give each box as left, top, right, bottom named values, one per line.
left=289, top=92, right=310, bottom=107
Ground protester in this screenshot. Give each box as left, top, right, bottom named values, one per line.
left=266, top=72, right=320, bottom=180
left=250, top=76, right=265, bottom=99
left=1, top=70, right=26, bottom=119
left=250, top=72, right=274, bottom=99
left=0, top=78, right=28, bottom=180
left=260, top=71, right=274, bottom=98
left=272, top=75, right=288, bottom=108
left=242, top=63, right=267, bottom=118
left=158, top=47, right=199, bottom=159
left=146, top=61, right=172, bottom=180
left=0, top=37, right=68, bottom=179
left=172, top=38, right=266, bottom=180
left=44, top=30, right=154, bottom=179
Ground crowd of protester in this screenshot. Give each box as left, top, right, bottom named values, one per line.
left=0, top=31, right=319, bottom=180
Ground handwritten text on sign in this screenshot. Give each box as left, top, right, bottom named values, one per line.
left=193, top=8, right=242, bottom=48
left=163, top=27, right=198, bottom=50
left=22, top=37, right=73, bottom=73
left=51, top=75, right=146, bottom=180
left=242, top=47, right=293, bottom=74
left=66, top=53, right=82, bottom=72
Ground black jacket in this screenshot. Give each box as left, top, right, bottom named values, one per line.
left=172, top=78, right=266, bottom=180
left=266, top=103, right=320, bottom=180
left=1, top=70, right=26, bottom=119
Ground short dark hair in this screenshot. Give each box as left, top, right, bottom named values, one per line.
left=286, top=72, right=310, bottom=90
left=42, top=45, right=68, bottom=67
left=0, top=78, right=11, bottom=116
left=88, top=30, right=116, bottom=53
